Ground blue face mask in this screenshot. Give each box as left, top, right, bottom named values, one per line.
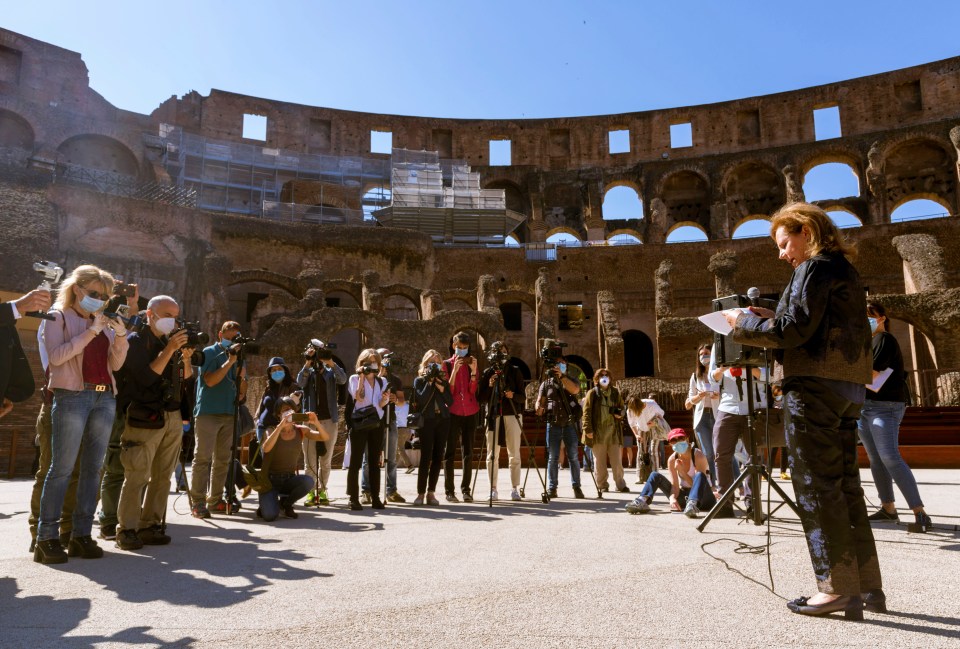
left=270, top=370, right=285, bottom=383
left=672, top=441, right=689, bottom=454
left=557, top=362, right=567, bottom=374
left=182, top=423, right=191, bottom=433
left=868, top=317, right=879, bottom=333
left=221, top=338, right=233, bottom=349
left=455, top=347, right=468, bottom=358
left=79, top=295, right=105, bottom=313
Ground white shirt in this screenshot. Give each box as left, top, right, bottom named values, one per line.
left=687, top=372, right=718, bottom=428
left=627, top=399, right=664, bottom=434
left=349, top=373, right=385, bottom=419
left=709, top=346, right=766, bottom=415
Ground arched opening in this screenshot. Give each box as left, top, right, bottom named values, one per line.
left=383, top=294, right=420, bottom=320
left=802, top=162, right=860, bottom=201
left=827, top=208, right=862, bottom=229
left=723, top=161, right=784, bottom=219
left=623, top=330, right=655, bottom=378
left=546, top=230, right=581, bottom=246
left=325, top=290, right=361, bottom=309
left=890, top=198, right=951, bottom=223
left=362, top=185, right=391, bottom=221
left=0, top=109, right=34, bottom=150
left=511, top=357, right=532, bottom=381
left=444, top=298, right=475, bottom=312
left=305, top=203, right=348, bottom=224
left=607, top=233, right=642, bottom=245
left=884, top=139, right=954, bottom=216
left=57, top=134, right=139, bottom=176
left=564, top=355, right=594, bottom=393
left=329, top=327, right=365, bottom=387
left=504, top=235, right=521, bottom=247
left=731, top=217, right=771, bottom=239
left=659, top=170, right=710, bottom=227
left=602, top=185, right=643, bottom=220
left=665, top=223, right=708, bottom=243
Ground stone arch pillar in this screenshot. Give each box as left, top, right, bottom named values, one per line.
left=708, top=250, right=738, bottom=298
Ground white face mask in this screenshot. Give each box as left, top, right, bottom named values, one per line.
left=281, top=410, right=294, bottom=421
left=599, top=377, right=610, bottom=387
left=370, top=363, right=379, bottom=371
left=154, top=317, right=177, bottom=336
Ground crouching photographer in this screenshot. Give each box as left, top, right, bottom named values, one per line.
left=256, top=397, right=328, bottom=521
left=114, top=296, right=199, bottom=550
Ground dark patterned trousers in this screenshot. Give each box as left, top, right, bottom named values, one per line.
left=783, top=376, right=882, bottom=595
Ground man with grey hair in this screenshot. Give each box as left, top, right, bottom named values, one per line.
left=113, top=295, right=195, bottom=550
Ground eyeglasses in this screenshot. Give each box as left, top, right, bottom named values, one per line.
left=79, top=285, right=107, bottom=300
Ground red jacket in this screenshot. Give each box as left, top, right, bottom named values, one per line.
left=444, top=354, right=479, bottom=416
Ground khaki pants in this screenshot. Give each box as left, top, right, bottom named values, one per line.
left=485, top=414, right=523, bottom=489
left=302, top=418, right=337, bottom=491
left=592, top=442, right=626, bottom=491
left=29, top=401, right=80, bottom=540
left=190, top=414, right=234, bottom=507
left=117, top=414, right=182, bottom=532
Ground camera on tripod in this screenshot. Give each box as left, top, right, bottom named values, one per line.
left=712, top=289, right=778, bottom=367
left=486, top=341, right=509, bottom=371
left=303, top=338, right=336, bottom=361
left=540, top=340, right=567, bottom=370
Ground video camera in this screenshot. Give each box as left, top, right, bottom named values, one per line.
left=102, top=282, right=147, bottom=334
left=381, top=351, right=402, bottom=368
left=712, top=289, right=778, bottom=367
left=25, top=261, right=64, bottom=320
left=540, top=340, right=567, bottom=370
left=227, top=333, right=259, bottom=355
left=486, top=341, right=509, bottom=371
left=303, top=338, right=336, bottom=361
left=361, top=364, right=380, bottom=375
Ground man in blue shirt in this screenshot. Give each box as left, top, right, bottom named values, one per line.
left=189, top=321, right=246, bottom=518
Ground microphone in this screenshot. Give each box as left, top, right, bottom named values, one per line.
left=747, top=287, right=760, bottom=307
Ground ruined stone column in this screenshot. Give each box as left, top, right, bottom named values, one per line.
left=645, top=197, right=668, bottom=244
left=892, top=234, right=947, bottom=293
left=421, top=290, right=442, bottom=320
left=361, top=270, right=384, bottom=315
left=596, top=290, right=625, bottom=379
left=708, top=250, right=738, bottom=298
left=477, top=274, right=498, bottom=313
left=782, top=164, right=805, bottom=204
left=202, top=254, right=232, bottom=330
left=535, top=266, right=558, bottom=342
left=655, top=259, right=673, bottom=318
left=866, top=141, right=887, bottom=225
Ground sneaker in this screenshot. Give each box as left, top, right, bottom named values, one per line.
left=33, top=538, right=68, bottom=564
left=778, top=469, right=792, bottom=480
left=490, top=489, right=499, bottom=501
left=413, top=494, right=425, bottom=506
left=99, top=523, right=117, bottom=541
left=210, top=500, right=230, bottom=514
left=683, top=500, right=700, bottom=518
left=360, top=491, right=372, bottom=505
left=137, top=525, right=171, bottom=545
left=625, top=498, right=650, bottom=514
left=510, top=488, right=521, bottom=501
left=573, top=486, right=585, bottom=499
left=387, top=492, right=406, bottom=503
left=115, top=529, right=144, bottom=551
left=191, top=503, right=211, bottom=519
left=912, top=511, right=933, bottom=533
left=445, top=492, right=460, bottom=503
left=316, top=489, right=329, bottom=505
left=548, top=488, right=558, bottom=498
left=426, top=492, right=440, bottom=506
left=868, top=508, right=899, bottom=522
left=462, top=489, right=473, bottom=503
left=304, top=492, right=318, bottom=507
left=67, top=536, right=104, bottom=559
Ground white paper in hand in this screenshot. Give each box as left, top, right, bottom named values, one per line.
left=866, top=367, right=894, bottom=392
left=698, top=308, right=751, bottom=336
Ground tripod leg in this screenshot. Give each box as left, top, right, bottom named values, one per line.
left=584, top=448, right=603, bottom=499
left=697, top=464, right=755, bottom=532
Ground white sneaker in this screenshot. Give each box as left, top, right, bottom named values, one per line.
left=490, top=489, right=499, bottom=501
left=510, top=488, right=521, bottom=501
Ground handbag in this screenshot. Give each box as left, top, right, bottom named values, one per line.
left=350, top=405, right=381, bottom=432
left=406, top=412, right=424, bottom=429
left=127, top=402, right=165, bottom=430
left=649, top=414, right=671, bottom=442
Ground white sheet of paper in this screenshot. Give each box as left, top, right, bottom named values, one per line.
left=866, top=367, right=894, bottom=392
left=698, top=308, right=751, bottom=336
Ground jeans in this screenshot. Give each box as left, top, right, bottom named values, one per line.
left=784, top=376, right=881, bottom=595
left=38, top=389, right=115, bottom=541
left=258, top=473, right=315, bottom=521
left=30, top=401, right=80, bottom=540
left=546, top=422, right=581, bottom=489
left=98, top=412, right=127, bottom=528
left=638, top=470, right=716, bottom=509
left=694, top=408, right=717, bottom=486
left=582, top=445, right=594, bottom=471
left=418, top=417, right=449, bottom=494
left=857, top=399, right=923, bottom=509
left=363, top=417, right=398, bottom=495
left=444, top=412, right=477, bottom=495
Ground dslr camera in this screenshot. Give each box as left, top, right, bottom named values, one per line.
left=486, top=341, right=509, bottom=371
left=540, top=340, right=567, bottom=370
left=175, top=319, right=211, bottom=348
left=609, top=406, right=623, bottom=416
left=423, top=362, right=444, bottom=382
left=304, top=338, right=336, bottom=361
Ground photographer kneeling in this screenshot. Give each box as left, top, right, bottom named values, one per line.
left=257, top=397, right=328, bottom=521
left=115, top=296, right=195, bottom=550
left=626, top=428, right=715, bottom=517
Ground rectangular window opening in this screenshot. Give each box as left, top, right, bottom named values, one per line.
left=609, top=129, right=630, bottom=154
left=500, top=303, right=523, bottom=331
left=813, top=106, right=841, bottom=141
left=670, top=122, right=693, bottom=149
left=489, top=139, right=512, bottom=166
left=558, top=302, right=584, bottom=331
left=242, top=114, right=267, bottom=141
left=370, top=130, right=393, bottom=154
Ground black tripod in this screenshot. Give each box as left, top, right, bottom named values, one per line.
left=697, top=361, right=799, bottom=532
left=472, top=367, right=528, bottom=508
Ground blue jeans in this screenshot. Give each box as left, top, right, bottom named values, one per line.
left=39, top=389, right=115, bottom=541
left=694, top=409, right=717, bottom=486
left=546, top=422, right=581, bottom=489
left=582, top=445, right=594, bottom=470
left=362, top=417, right=398, bottom=495
left=258, top=473, right=315, bottom=522
left=857, top=399, right=923, bottom=509
left=639, top=470, right=716, bottom=509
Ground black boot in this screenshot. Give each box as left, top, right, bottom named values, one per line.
left=34, top=538, right=68, bottom=564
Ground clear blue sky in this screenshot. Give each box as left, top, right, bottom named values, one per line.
left=6, top=1, right=958, bottom=239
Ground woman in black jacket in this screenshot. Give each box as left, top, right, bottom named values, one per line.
left=726, top=202, right=880, bottom=620
left=412, top=350, right=452, bottom=506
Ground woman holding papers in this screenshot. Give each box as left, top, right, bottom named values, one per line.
left=858, top=301, right=931, bottom=532
left=723, top=202, right=880, bottom=620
